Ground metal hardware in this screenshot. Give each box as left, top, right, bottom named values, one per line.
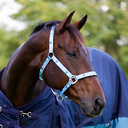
left=106, top=120, right=111, bottom=128
left=0, top=124, right=3, bottom=128
left=48, top=53, right=54, bottom=58
left=0, top=106, right=2, bottom=112
left=70, top=75, right=78, bottom=84
left=20, top=111, right=31, bottom=118
left=56, top=95, right=64, bottom=102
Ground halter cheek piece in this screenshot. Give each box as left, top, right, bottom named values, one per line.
left=39, top=26, right=97, bottom=102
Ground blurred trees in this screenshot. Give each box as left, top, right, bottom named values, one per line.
left=0, top=26, right=19, bottom=68
left=0, top=0, right=128, bottom=79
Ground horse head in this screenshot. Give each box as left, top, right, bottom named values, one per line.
left=36, top=11, right=106, bottom=117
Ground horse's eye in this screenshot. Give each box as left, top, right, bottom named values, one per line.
left=67, top=51, right=78, bottom=58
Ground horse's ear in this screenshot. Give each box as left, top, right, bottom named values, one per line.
left=56, top=11, right=75, bottom=34
left=73, top=15, right=87, bottom=30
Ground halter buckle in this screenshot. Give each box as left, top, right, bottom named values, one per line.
left=70, top=75, right=78, bottom=84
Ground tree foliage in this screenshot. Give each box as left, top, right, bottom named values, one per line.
left=0, top=0, right=128, bottom=79
left=0, top=26, right=19, bottom=68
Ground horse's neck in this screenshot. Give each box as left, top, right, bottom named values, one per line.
left=1, top=35, right=48, bottom=106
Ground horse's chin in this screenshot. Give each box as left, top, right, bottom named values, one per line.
left=80, top=103, right=103, bottom=118
left=80, top=108, right=102, bottom=118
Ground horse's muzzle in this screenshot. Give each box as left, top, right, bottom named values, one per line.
left=80, top=98, right=106, bottom=118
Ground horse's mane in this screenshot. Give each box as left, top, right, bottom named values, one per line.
left=30, top=20, right=82, bottom=40
left=29, top=20, right=60, bottom=36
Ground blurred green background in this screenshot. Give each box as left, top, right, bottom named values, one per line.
left=0, top=0, right=128, bottom=79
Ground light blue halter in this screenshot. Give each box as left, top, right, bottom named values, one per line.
left=39, top=26, right=97, bottom=102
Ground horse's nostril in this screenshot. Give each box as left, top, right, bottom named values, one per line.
left=94, top=98, right=105, bottom=111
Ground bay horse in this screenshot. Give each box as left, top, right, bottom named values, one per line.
left=0, top=11, right=106, bottom=127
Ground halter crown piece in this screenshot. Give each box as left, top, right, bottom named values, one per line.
left=39, top=26, right=97, bottom=102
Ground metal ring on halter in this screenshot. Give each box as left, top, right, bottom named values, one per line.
left=48, top=53, right=54, bottom=59
left=70, top=75, right=78, bottom=84
left=56, top=95, right=64, bottom=102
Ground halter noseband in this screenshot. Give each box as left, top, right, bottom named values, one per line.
left=39, top=26, right=97, bottom=102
